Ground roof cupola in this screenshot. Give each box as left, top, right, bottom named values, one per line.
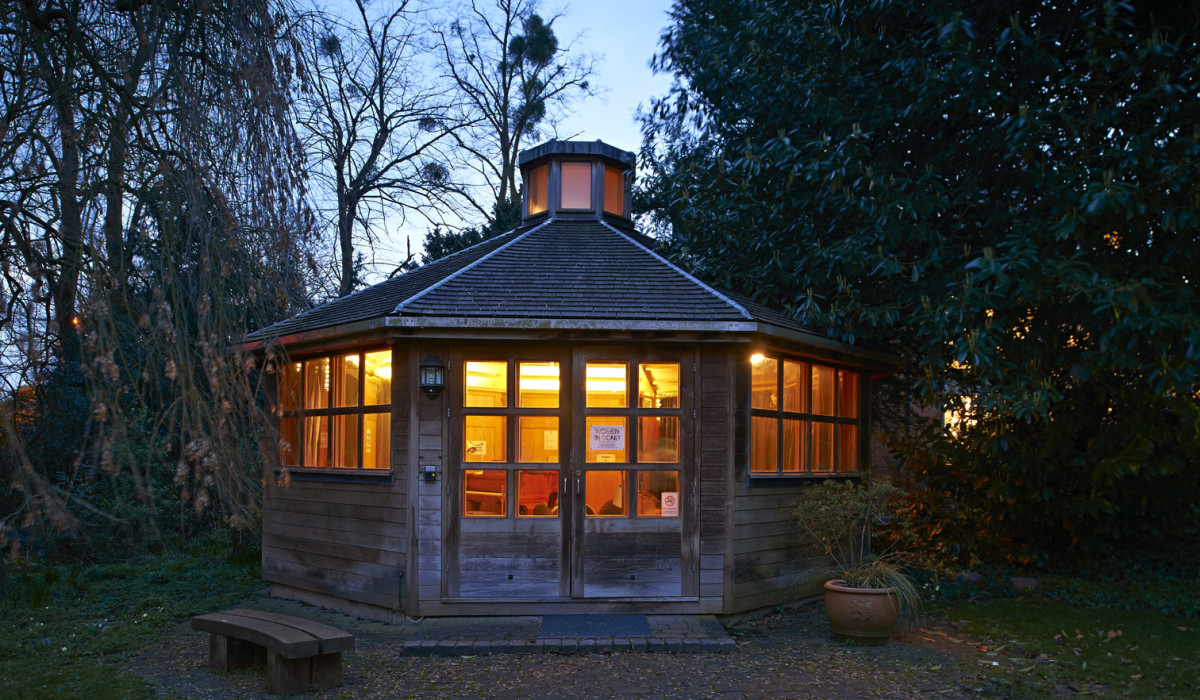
left=517, top=140, right=635, bottom=224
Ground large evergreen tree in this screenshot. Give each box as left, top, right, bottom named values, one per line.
left=642, top=0, right=1200, bottom=565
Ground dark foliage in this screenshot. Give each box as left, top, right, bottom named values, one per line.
left=643, top=0, right=1200, bottom=568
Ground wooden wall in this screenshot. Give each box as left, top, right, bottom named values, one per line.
left=262, top=343, right=411, bottom=614
left=728, top=347, right=831, bottom=614
left=697, top=346, right=732, bottom=610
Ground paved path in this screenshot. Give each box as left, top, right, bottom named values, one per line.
left=128, top=595, right=1007, bottom=698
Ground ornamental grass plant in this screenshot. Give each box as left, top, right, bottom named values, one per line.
left=791, top=479, right=922, bottom=623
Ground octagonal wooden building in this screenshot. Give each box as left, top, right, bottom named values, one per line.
left=243, top=140, right=896, bottom=620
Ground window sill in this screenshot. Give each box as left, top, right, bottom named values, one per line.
left=747, top=472, right=862, bottom=488
left=273, top=467, right=393, bottom=486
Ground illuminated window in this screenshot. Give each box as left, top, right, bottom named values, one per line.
left=586, top=470, right=626, bottom=516
left=749, top=354, right=861, bottom=475
left=464, top=470, right=506, bottom=516
left=561, top=162, right=592, bottom=209
left=527, top=164, right=548, bottom=215
left=277, top=349, right=392, bottom=471
left=586, top=362, right=627, bottom=407
left=603, top=165, right=624, bottom=215
left=518, top=470, right=559, bottom=517
left=464, top=360, right=507, bottom=407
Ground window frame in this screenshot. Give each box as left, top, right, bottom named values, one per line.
left=748, top=353, right=864, bottom=479
left=557, top=160, right=595, bottom=212
left=277, top=346, right=394, bottom=474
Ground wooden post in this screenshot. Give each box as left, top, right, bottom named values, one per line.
left=267, top=651, right=311, bottom=695
left=209, top=634, right=257, bottom=672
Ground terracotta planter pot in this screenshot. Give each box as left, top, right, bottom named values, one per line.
left=823, top=579, right=900, bottom=645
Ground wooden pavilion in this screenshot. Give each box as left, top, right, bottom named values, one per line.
left=242, top=140, right=897, bottom=620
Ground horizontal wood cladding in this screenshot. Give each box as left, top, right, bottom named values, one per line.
left=262, top=342, right=411, bottom=612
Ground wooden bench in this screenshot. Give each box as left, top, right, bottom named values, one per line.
left=191, top=608, right=354, bottom=695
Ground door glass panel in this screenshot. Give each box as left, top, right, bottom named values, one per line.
left=517, top=470, right=558, bottom=516
left=464, top=470, right=506, bottom=516
left=638, top=363, right=679, bottom=408
left=518, top=416, right=559, bottom=463
left=813, top=422, right=834, bottom=471
left=364, top=350, right=392, bottom=405
left=751, top=356, right=777, bottom=409
left=750, top=416, right=777, bottom=472
left=585, top=416, right=627, bottom=463
left=586, top=471, right=625, bottom=516
left=586, top=363, right=626, bottom=407
left=636, top=471, right=680, bottom=517
left=334, top=353, right=359, bottom=408
left=518, top=361, right=559, bottom=407
left=331, top=414, right=358, bottom=468
left=363, top=412, right=390, bottom=469
left=812, top=365, right=835, bottom=416
left=782, top=418, right=803, bottom=472
left=304, top=358, right=329, bottom=409
left=465, top=361, right=507, bottom=407
left=783, top=360, right=805, bottom=413
left=464, top=415, right=506, bottom=462
left=838, top=370, right=859, bottom=418
left=838, top=424, right=859, bottom=471
left=637, top=416, right=679, bottom=463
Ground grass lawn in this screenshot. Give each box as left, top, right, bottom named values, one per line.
left=0, top=538, right=262, bottom=700
left=938, top=598, right=1200, bottom=698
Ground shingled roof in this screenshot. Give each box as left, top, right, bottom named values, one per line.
left=245, top=218, right=893, bottom=365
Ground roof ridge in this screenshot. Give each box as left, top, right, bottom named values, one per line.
left=598, top=219, right=753, bottom=321
left=394, top=218, right=554, bottom=314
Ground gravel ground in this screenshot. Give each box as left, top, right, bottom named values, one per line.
left=126, top=599, right=1010, bottom=699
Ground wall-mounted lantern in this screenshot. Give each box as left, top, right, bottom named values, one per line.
left=419, top=355, right=445, bottom=399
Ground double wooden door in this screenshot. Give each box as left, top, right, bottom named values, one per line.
left=445, top=347, right=696, bottom=600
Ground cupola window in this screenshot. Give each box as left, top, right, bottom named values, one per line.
left=527, top=164, right=549, bottom=215
left=561, top=162, right=592, bottom=209
left=603, top=165, right=625, bottom=216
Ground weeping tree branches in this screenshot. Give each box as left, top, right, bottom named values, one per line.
left=0, top=0, right=316, bottom=557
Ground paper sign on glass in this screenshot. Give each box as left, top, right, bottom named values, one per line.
left=589, top=425, right=625, bottom=450
left=661, top=491, right=679, bottom=517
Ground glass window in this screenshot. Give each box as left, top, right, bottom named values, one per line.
left=812, top=365, right=835, bottom=416
left=304, top=415, right=328, bottom=467
left=518, top=470, right=558, bottom=516
left=363, top=412, right=390, bottom=470
left=364, top=350, right=391, bottom=405
left=304, top=358, right=329, bottom=410
left=838, top=425, right=858, bottom=471
left=603, top=165, right=624, bottom=215
left=749, top=354, right=862, bottom=476
left=465, top=360, right=507, bottom=407
left=279, top=348, right=394, bottom=471
left=561, top=162, right=592, bottom=209
left=782, top=360, right=805, bottom=413
left=637, top=471, right=680, bottom=517
left=586, top=362, right=627, bottom=407
left=518, top=361, right=559, bottom=408
left=783, top=418, right=804, bottom=473
left=638, top=363, right=679, bottom=408
left=812, top=422, right=834, bottom=472
left=527, top=164, right=548, bottom=215
left=586, top=416, right=627, bottom=463
left=280, top=362, right=302, bottom=412
left=585, top=471, right=625, bottom=516
left=464, top=415, right=506, bottom=462
left=518, top=416, right=559, bottom=463
left=331, top=414, right=358, bottom=468
left=750, top=416, right=777, bottom=472
left=637, top=416, right=679, bottom=462
left=334, top=354, right=359, bottom=408
left=279, top=416, right=301, bottom=465
left=751, top=355, right=777, bottom=410
left=838, top=370, right=859, bottom=418
left=464, top=470, right=506, bottom=516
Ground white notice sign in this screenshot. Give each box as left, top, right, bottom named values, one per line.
left=589, top=425, right=625, bottom=451
left=661, top=491, right=679, bottom=517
